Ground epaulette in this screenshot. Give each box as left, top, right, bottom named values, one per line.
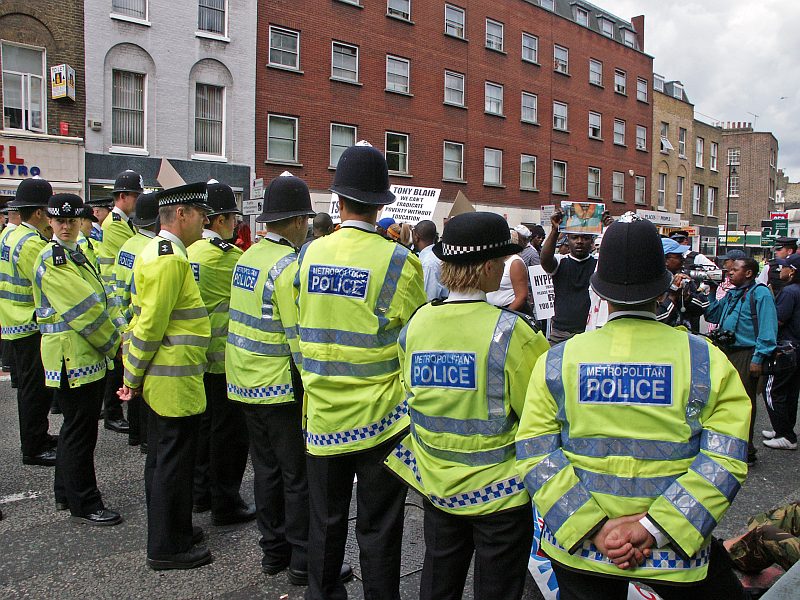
left=210, top=237, right=234, bottom=252
left=112, top=212, right=122, bottom=222
left=158, top=240, right=174, bottom=256
left=52, top=244, right=68, bottom=266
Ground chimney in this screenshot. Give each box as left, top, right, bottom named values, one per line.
left=631, top=15, right=645, bottom=51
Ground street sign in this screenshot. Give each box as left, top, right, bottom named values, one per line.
left=251, top=178, right=264, bottom=199
left=242, top=199, right=263, bottom=215
left=773, top=218, right=789, bottom=238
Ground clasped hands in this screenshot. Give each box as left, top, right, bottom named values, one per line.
left=590, top=513, right=656, bottom=570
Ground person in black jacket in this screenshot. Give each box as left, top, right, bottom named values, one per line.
left=656, top=237, right=708, bottom=332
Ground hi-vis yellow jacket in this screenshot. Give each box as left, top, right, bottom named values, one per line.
left=295, top=226, right=426, bottom=455
left=113, top=231, right=156, bottom=325
left=123, top=236, right=211, bottom=417
left=385, top=300, right=549, bottom=515
left=0, top=223, right=49, bottom=340
left=515, top=316, right=750, bottom=583
left=97, top=210, right=135, bottom=291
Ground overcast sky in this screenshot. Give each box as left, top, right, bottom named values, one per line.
left=599, top=0, right=800, bottom=179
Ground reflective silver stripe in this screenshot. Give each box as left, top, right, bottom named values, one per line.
left=229, top=309, right=284, bottom=333
left=302, top=357, right=399, bottom=377
left=487, top=311, right=517, bottom=418
left=262, top=254, right=297, bottom=320
left=0, top=272, right=29, bottom=286
left=543, top=481, right=594, bottom=533
left=298, top=326, right=401, bottom=348
left=113, top=316, right=127, bottom=329
left=564, top=437, right=699, bottom=461
left=97, top=257, right=115, bottom=265
left=701, top=429, right=748, bottom=462
left=207, top=351, right=226, bottom=363
left=523, top=449, right=569, bottom=493
left=410, top=424, right=515, bottom=466
left=79, top=312, right=109, bottom=339
left=376, top=244, right=409, bottom=317
left=36, top=306, right=56, bottom=319
left=147, top=363, right=206, bottom=377
left=213, top=302, right=229, bottom=313
left=227, top=332, right=290, bottom=355
left=133, top=305, right=142, bottom=316
left=62, top=295, right=101, bottom=324
left=516, top=434, right=561, bottom=460
left=284, top=325, right=298, bottom=339
left=98, top=333, right=120, bottom=355
left=35, top=262, right=47, bottom=287
left=544, top=343, right=567, bottom=418
left=171, top=307, right=208, bottom=320
left=663, top=481, right=717, bottom=537
left=124, top=368, right=143, bottom=387
left=398, top=322, right=409, bottom=352
left=126, top=353, right=150, bottom=370
left=690, top=453, right=740, bottom=502
left=39, top=321, right=70, bottom=334
left=574, top=467, right=676, bottom=498
left=129, top=335, right=161, bottom=352
left=686, top=334, right=711, bottom=429
left=411, top=407, right=515, bottom=436
left=0, top=290, right=33, bottom=302
left=162, top=334, right=210, bottom=348
left=291, top=351, right=303, bottom=366
left=210, top=326, right=227, bottom=337
left=12, top=232, right=36, bottom=268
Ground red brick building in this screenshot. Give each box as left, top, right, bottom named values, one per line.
left=256, top=0, right=654, bottom=222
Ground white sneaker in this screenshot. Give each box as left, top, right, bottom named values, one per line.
left=762, top=430, right=776, bottom=439
left=763, top=437, right=797, bottom=450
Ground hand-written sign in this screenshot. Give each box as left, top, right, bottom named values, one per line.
left=529, top=265, right=554, bottom=320
left=381, top=186, right=440, bottom=224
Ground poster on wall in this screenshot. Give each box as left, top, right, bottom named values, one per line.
left=381, top=186, right=440, bottom=224
left=50, top=64, right=76, bottom=101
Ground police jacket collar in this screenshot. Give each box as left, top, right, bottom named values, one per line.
left=111, top=206, right=130, bottom=222
left=138, top=229, right=157, bottom=239
left=202, top=229, right=221, bottom=240
left=340, top=219, right=376, bottom=233
left=158, top=229, right=186, bottom=255
left=607, top=310, right=657, bottom=322
left=54, top=237, right=78, bottom=251
left=444, top=290, right=486, bottom=302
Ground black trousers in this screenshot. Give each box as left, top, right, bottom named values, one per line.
left=102, top=356, right=124, bottom=421
left=764, top=365, right=800, bottom=443
left=193, top=372, right=249, bottom=513
left=305, top=435, right=406, bottom=600
left=10, top=333, right=52, bottom=457
left=241, top=400, right=308, bottom=570
left=144, top=406, right=199, bottom=558
left=550, top=538, right=744, bottom=600
left=419, top=502, right=533, bottom=600
left=127, top=396, right=144, bottom=442
left=723, top=347, right=758, bottom=456
left=53, top=372, right=105, bottom=516
left=2, top=336, right=17, bottom=386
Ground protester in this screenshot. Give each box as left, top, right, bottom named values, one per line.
left=486, top=231, right=531, bottom=314
left=234, top=222, right=252, bottom=251
left=377, top=216, right=395, bottom=239
left=656, top=237, right=709, bottom=333
left=311, top=212, right=334, bottom=239
left=412, top=219, right=447, bottom=300
left=724, top=501, right=800, bottom=573
left=515, top=225, right=536, bottom=267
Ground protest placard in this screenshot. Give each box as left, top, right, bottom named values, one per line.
left=540, top=205, right=556, bottom=227
left=529, top=265, right=554, bottom=320
left=560, top=201, right=604, bottom=235
left=381, top=186, right=440, bottom=224
left=329, top=193, right=341, bottom=223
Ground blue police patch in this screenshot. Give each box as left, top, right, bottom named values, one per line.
left=1, top=244, right=8, bottom=262
left=190, top=262, right=200, bottom=282
left=579, top=363, right=673, bottom=406
left=118, top=251, right=135, bottom=270
left=308, top=265, right=370, bottom=300
left=410, top=352, right=477, bottom=390
left=232, top=264, right=259, bottom=291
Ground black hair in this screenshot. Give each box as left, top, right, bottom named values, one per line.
left=738, top=257, right=760, bottom=277
left=340, top=197, right=379, bottom=217
left=19, top=206, right=41, bottom=222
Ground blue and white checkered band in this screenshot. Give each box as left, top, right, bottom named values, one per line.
left=441, top=238, right=512, bottom=256
left=158, top=191, right=209, bottom=207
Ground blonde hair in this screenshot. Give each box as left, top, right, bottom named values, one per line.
left=441, top=260, right=487, bottom=292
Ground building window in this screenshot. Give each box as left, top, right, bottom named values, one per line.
left=194, top=83, right=224, bottom=156
left=522, top=33, right=539, bottom=63
left=635, top=176, right=646, bottom=205
left=614, top=69, right=626, bottom=94
left=552, top=160, right=567, bottom=194
left=660, top=122, right=674, bottom=152
left=728, top=147, right=740, bottom=165
left=198, top=0, right=226, bottom=35
left=112, top=70, right=145, bottom=148
left=486, top=19, right=504, bottom=51
left=443, top=141, right=464, bottom=181
left=112, top=0, right=147, bottom=19
left=658, top=173, right=666, bottom=208
left=444, top=71, right=465, bottom=106
left=521, top=92, right=538, bottom=123
left=575, top=7, right=589, bottom=26
left=387, top=0, right=411, bottom=20
left=623, top=29, right=636, bottom=48
left=553, top=101, right=568, bottom=131
left=269, top=26, right=300, bottom=70
left=693, top=183, right=702, bottom=214
left=540, top=0, right=554, bottom=10
left=485, top=82, right=503, bottom=115
left=613, top=119, right=625, bottom=145
left=672, top=83, right=684, bottom=100
left=727, top=212, right=738, bottom=230
left=588, top=112, right=602, bottom=139
left=386, top=55, right=410, bottom=93
left=385, top=132, right=409, bottom=174
left=636, top=125, right=647, bottom=150
left=521, top=155, right=537, bottom=190
left=636, top=77, right=648, bottom=102
left=554, top=45, right=569, bottom=74
left=267, top=114, right=298, bottom=163
left=695, top=137, right=704, bottom=168
left=599, top=17, right=613, bottom=37
left=678, top=127, right=687, bottom=157
left=612, top=171, right=625, bottom=202
left=728, top=174, right=739, bottom=197
left=676, top=176, right=685, bottom=211
left=445, top=4, right=465, bottom=38
left=330, top=123, right=356, bottom=168
left=1, top=43, right=45, bottom=133
left=707, top=186, right=717, bottom=216
left=770, top=148, right=776, bottom=168
left=654, top=74, right=665, bottom=92
left=588, top=167, right=600, bottom=198
left=484, top=148, right=502, bottom=185
left=331, top=42, right=359, bottom=82
left=589, top=59, right=603, bottom=86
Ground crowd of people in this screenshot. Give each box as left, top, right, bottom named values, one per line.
left=0, top=140, right=797, bottom=599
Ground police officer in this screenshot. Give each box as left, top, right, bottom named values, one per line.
left=0, top=204, right=21, bottom=386
left=295, top=142, right=426, bottom=599
left=77, top=207, right=100, bottom=264
left=84, top=196, right=113, bottom=245
left=33, top=194, right=123, bottom=525
left=516, top=218, right=750, bottom=599
left=757, top=237, right=797, bottom=287
left=119, top=182, right=213, bottom=570
left=0, top=177, right=57, bottom=466
left=385, top=212, right=549, bottom=600
left=187, top=181, right=253, bottom=524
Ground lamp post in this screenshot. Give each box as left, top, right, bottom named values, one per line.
left=723, top=162, right=739, bottom=254
left=743, top=224, right=749, bottom=255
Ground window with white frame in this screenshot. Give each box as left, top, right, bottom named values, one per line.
left=554, top=45, right=569, bottom=74
left=710, top=142, right=718, bottom=170
left=660, top=122, right=674, bottom=152
left=728, top=173, right=739, bottom=197
left=269, top=26, right=299, bottom=70
left=589, top=59, right=603, bottom=86
left=623, top=29, right=636, bottom=48
left=112, top=69, right=145, bottom=147
left=540, top=0, right=554, bottom=10
left=330, top=123, right=356, bottom=167
left=612, top=171, right=625, bottom=202
left=654, top=74, right=665, bottom=92
left=553, top=101, right=568, bottom=130
left=521, top=155, right=537, bottom=190
left=614, top=69, right=626, bottom=94
left=693, top=183, right=702, bottom=214
left=1, top=43, right=45, bottom=132
left=194, top=83, right=224, bottom=156
left=728, top=147, right=740, bottom=165
left=575, top=7, right=589, bottom=26
left=387, top=0, right=410, bottom=20
left=613, top=119, right=625, bottom=145
left=332, top=42, right=359, bottom=82
left=552, top=160, right=567, bottom=193
left=386, top=132, right=409, bottom=174
left=445, top=4, right=465, bottom=38
left=522, top=33, right=539, bottom=63
left=484, top=148, right=502, bottom=185
left=486, top=19, right=504, bottom=51
left=485, top=82, right=503, bottom=115
left=635, top=176, right=646, bottom=204
left=676, top=176, right=685, bottom=210
left=636, top=77, right=648, bottom=102
left=658, top=173, right=666, bottom=208
left=771, top=148, right=776, bottom=168
left=695, top=137, right=704, bottom=167
left=444, top=71, right=465, bottom=106
left=198, top=0, right=226, bottom=35
left=267, top=114, right=298, bottom=163
left=589, top=112, right=602, bottom=139
left=443, top=141, right=464, bottom=181
left=636, top=125, right=647, bottom=150
left=672, top=83, right=684, bottom=100
left=599, top=17, right=613, bottom=36
left=678, top=127, right=687, bottom=157
left=521, top=92, right=538, bottom=123
left=386, top=55, right=410, bottom=93
left=588, top=167, right=600, bottom=198
left=707, top=186, right=717, bottom=216
left=112, top=0, right=147, bottom=19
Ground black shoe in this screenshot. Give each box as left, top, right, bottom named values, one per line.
left=212, top=503, right=256, bottom=526
left=192, top=526, right=204, bottom=545
left=46, top=435, right=58, bottom=449
left=140, top=443, right=148, bottom=454
left=747, top=451, right=758, bottom=466
left=22, top=449, right=57, bottom=466
left=71, top=508, right=122, bottom=526
left=104, top=418, right=130, bottom=434
left=147, top=546, right=214, bottom=571
left=55, top=501, right=68, bottom=511
left=128, top=437, right=141, bottom=447
left=50, top=403, right=62, bottom=415
left=262, top=557, right=290, bottom=576
left=288, top=563, right=353, bottom=586
left=193, top=501, right=211, bottom=514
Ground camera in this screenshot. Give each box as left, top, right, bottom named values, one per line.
left=706, top=329, right=736, bottom=348
left=686, top=265, right=725, bottom=283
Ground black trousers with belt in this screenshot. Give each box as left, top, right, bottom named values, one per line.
left=53, top=370, right=105, bottom=516
left=305, top=434, right=406, bottom=600
left=102, top=356, right=125, bottom=422
left=144, top=406, right=199, bottom=558
left=764, top=364, right=800, bottom=443
left=193, top=372, right=249, bottom=513
left=419, top=502, right=534, bottom=600
left=11, top=333, right=52, bottom=457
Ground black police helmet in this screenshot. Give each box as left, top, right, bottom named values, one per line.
left=330, top=142, right=396, bottom=206
left=257, top=172, right=316, bottom=223
left=47, top=194, right=85, bottom=219
left=9, top=177, right=52, bottom=208
left=432, top=212, right=522, bottom=264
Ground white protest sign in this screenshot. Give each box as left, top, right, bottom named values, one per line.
left=540, top=205, right=556, bottom=227
left=329, top=193, right=341, bottom=223
left=381, top=186, right=440, bottom=224
left=529, top=265, right=555, bottom=320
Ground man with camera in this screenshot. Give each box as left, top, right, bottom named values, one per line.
left=705, top=257, right=778, bottom=465
left=656, top=237, right=709, bottom=333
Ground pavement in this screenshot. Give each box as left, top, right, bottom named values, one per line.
left=0, top=377, right=798, bottom=599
